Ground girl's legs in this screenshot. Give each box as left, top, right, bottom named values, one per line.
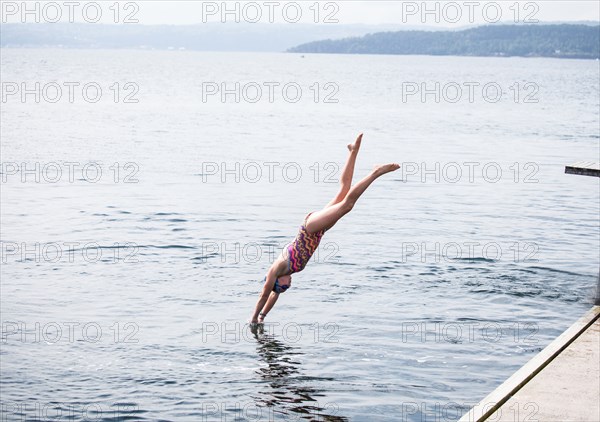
left=305, top=163, right=400, bottom=234
left=326, top=133, right=362, bottom=208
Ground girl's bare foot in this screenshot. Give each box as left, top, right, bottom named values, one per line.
left=347, top=133, right=363, bottom=152
left=373, top=163, right=400, bottom=177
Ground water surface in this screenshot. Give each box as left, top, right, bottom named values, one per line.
left=1, top=49, right=599, bottom=421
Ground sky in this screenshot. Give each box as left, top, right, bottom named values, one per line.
left=2, top=1, right=599, bottom=26
left=136, top=1, right=600, bottom=25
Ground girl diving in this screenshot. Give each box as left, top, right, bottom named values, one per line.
left=250, top=134, right=400, bottom=324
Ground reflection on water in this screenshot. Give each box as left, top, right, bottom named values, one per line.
left=251, top=324, right=348, bottom=421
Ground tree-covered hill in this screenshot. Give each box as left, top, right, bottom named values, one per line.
left=288, top=24, right=600, bottom=59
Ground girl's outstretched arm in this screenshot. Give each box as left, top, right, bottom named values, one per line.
left=258, top=291, right=281, bottom=322
left=250, top=259, right=286, bottom=323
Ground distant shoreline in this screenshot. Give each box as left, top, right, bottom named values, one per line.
left=288, top=24, right=600, bottom=60
left=2, top=46, right=598, bottom=62
left=2, top=23, right=599, bottom=59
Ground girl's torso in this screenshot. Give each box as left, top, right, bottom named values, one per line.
left=284, top=213, right=324, bottom=274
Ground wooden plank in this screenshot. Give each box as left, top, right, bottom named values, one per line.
left=488, top=318, right=600, bottom=421
left=565, top=161, right=600, bottom=177
left=459, top=306, right=600, bottom=422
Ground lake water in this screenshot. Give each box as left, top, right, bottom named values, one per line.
left=1, top=49, right=599, bottom=421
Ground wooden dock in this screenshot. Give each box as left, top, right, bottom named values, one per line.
left=461, top=162, right=600, bottom=421
left=565, top=161, right=600, bottom=177
left=460, top=306, right=600, bottom=421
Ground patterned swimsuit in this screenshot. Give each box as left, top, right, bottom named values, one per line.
left=287, top=213, right=324, bottom=274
